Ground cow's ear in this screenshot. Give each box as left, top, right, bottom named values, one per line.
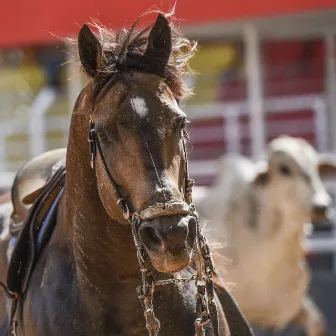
left=318, top=154, right=336, bottom=178
left=253, top=161, right=269, bottom=186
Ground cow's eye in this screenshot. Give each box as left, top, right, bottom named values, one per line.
left=278, top=164, right=291, bottom=176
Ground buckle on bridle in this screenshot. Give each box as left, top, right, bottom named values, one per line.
left=117, top=198, right=130, bottom=219
left=88, top=117, right=97, bottom=169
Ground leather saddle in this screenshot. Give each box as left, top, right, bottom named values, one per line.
left=7, top=148, right=67, bottom=295
left=11, top=148, right=66, bottom=227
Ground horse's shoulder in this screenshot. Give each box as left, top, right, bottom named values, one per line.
left=24, top=243, right=81, bottom=332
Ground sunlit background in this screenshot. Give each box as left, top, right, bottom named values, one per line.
left=1, top=0, right=336, bottom=334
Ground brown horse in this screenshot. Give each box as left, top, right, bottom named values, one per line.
left=0, top=12, right=253, bottom=336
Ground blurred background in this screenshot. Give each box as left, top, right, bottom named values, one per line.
left=1, top=0, right=336, bottom=333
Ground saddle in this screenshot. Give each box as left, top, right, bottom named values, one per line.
left=10, top=148, right=66, bottom=226
left=7, top=149, right=66, bottom=296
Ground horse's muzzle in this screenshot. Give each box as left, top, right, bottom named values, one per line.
left=138, top=214, right=197, bottom=273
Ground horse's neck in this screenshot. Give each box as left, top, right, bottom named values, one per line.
left=61, top=109, right=140, bottom=293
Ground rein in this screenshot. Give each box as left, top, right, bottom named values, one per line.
left=88, top=111, right=254, bottom=336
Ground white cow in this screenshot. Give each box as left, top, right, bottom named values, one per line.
left=196, top=135, right=336, bottom=336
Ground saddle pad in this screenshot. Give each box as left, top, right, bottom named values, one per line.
left=7, top=166, right=65, bottom=295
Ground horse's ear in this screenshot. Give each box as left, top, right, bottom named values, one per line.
left=144, top=14, right=172, bottom=69
left=78, top=24, right=103, bottom=77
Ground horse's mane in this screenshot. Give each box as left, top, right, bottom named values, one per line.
left=74, top=10, right=197, bottom=100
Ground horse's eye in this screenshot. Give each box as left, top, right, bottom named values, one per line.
left=278, top=164, right=291, bottom=176
left=97, top=129, right=110, bottom=144
left=119, top=120, right=134, bottom=127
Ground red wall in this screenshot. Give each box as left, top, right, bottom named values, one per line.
left=218, top=40, right=325, bottom=101
left=1, top=0, right=335, bottom=47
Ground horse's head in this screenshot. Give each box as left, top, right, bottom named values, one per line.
left=77, top=14, right=197, bottom=273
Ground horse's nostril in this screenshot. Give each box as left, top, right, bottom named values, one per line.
left=187, top=216, right=197, bottom=248
left=139, top=225, right=163, bottom=251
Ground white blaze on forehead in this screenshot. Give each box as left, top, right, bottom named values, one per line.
left=131, top=97, right=148, bottom=118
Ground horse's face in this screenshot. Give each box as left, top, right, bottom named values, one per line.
left=78, top=15, right=197, bottom=273
left=92, top=74, right=196, bottom=273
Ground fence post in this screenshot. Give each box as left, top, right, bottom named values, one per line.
left=28, top=87, right=57, bottom=158
left=0, top=127, right=6, bottom=172
left=314, top=98, right=328, bottom=152
left=66, top=41, right=82, bottom=115
left=224, top=106, right=241, bottom=154
left=325, top=30, right=336, bottom=152
left=244, top=23, right=265, bottom=157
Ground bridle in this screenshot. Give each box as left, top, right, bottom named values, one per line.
left=88, top=113, right=218, bottom=335
left=88, top=97, right=254, bottom=336
left=0, top=85, right=253, bottom=336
